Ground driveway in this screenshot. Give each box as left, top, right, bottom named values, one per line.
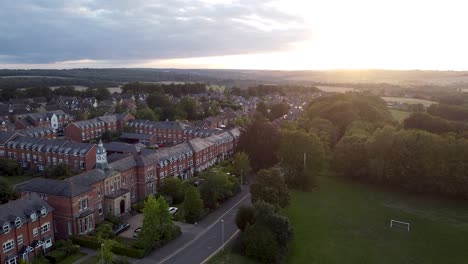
left=119, top=214, right=196, bottom=239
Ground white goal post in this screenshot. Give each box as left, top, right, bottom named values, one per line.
left=390, top=220, right=410, bottom=231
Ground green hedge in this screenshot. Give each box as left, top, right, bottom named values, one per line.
left=71, top=236, right=145, bottom=259
left=48, top=249, right=67, bottom=263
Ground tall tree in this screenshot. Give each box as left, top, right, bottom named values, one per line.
left=159, top=177, right=186, bottom=204
left=139, top=195, right=174, bottom=252
left=250, top=168, right=290, bottom=208
left=0, top=179, right=16, bottom=204
left=232, top=152, right=251, bottom=184
left=182, top=186, right=204, bottom=223
left=237, top=114, right=280, bottom=171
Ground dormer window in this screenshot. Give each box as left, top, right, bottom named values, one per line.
left=15, top=217, right=21, bottom=228
left=31, top=213, right=37, bottom=222
left=3, top=223, right=10, bottom=233
left=41, top=207, right=47, bottom=217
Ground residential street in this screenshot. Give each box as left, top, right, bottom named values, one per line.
left=134, top=185, right=251, bottom=264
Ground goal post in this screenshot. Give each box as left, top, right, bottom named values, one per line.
left=390, top=220, right=410, bottom=231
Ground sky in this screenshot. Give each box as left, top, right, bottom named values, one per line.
left=1, top=0, right=468, bottom=70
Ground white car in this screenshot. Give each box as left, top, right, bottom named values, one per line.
left=133, top=227, right=141, bottom=238
left=169, top=207, right=178, bottom=215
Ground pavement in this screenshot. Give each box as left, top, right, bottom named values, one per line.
left=73, top=185, right=251, bottom=264
left=134, top=185, right=251, bottom=264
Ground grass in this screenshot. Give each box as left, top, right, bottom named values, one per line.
left=57, top=252, right=86, bottom=264
left=381, top=96, right=436, bottom=107
left=206, top=234, right=256, bottom=264
left=0, top=175, right=34, bottom=185
left=389, top=109, right=411, bottom=122
left=285, top=176, right=468, bottom=264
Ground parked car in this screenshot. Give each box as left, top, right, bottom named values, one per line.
left=133, top=227, right=142, bottom=238
left=169, top=207, right=178, bottom=215
left=193, top=179, right=205, bottom=186
left=113, top=223, right=130, bottom=235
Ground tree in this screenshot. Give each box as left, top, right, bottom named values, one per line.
left=278, top=130, right=326, bottom=190
left=237, top=114, right=280, bottom=171
left=139, top=195, right=175, bottom=252
left=199, top=170, right=235, bottom=209
left=250, top=168, right=290, bottom=208
left=182, top=186, right=204, bottom=223
left=96, top=239, right=114, bottom=264
left=235, top=205, right=255, bottom=231
left=135, top=108, right=159, bottom=121
left=177, top=96, right=201, bottom=120
left=232, top=152, right=251, bottom=184
left=45, top=164, right=73, bottom=179
left=269, top=102, right=289, bottom=121
left=256, top=101, right=268, bottom=116
left=0, top=179, right=16, bottom=204
left=159, top=177, right=186, bottom=204
left=147, top=92, right=172, bottom=110
left=242, top=223, right=279, bottom=264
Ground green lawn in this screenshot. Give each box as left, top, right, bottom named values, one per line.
left=285, top=176, right=468, bottom=264
left=381, top=97, right=436, bottom=107
left=57, top=252, right=86, bottom=264
left=0, top=175, right=34, bottom=186
left=389, top=109, right=411, bottom=122
left=206, top=235, right=256, bottom=264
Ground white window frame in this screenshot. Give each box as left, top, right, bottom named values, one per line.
left=31, top=213, right=37, bottom=222
left=41, top=222, right=50, bottom=234
left=33, top=228, right=38, bottom=237
left=15, top=217, right=22, bottom=228
left=3, top=239, right=15, bottom=253
left=3, top=223, right=10, bottom=234
left=17, top=235, right=23, bottom=245
left=41, top=207, right=47, bottom=216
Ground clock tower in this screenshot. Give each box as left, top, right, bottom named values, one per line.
left=96, top=140, right=108, bottom=170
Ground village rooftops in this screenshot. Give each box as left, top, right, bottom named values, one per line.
left=0, top=194, right=54, bottom=234
left=120, top=132, right=153, bottom=141
left=127, top=120, right=190, bottom=130
left=5, top=136, right=95, bottom=155
left=72, top=119, right=105, bottom=129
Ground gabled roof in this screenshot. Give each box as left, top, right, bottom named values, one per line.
left=104, top=142, right=140, bottom=154
left=120, top=132, right=153, bottom=141
left=0, top=195, right=54, bottom=234
left=16, top=178, right=90, bottom=198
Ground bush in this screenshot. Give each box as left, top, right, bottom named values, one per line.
left=105, top=215, right=122, bottom=226
left=48, top=249, right=67, bottom=263
left=54, top=239, right=80, bottom=256
left=71, top=235, right=145, bottom=259
left=112, top=257, right=130, bottom=264
left=131, top=200, right=145, bottom=213
left=242, top=224, right=279, bottom=264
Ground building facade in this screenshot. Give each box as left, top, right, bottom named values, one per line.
left=0, top=195, right=54, bottom=264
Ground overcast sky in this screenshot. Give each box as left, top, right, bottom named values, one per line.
left=1, top=0, right=468, bottom=70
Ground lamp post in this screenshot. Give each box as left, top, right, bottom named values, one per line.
left=101, top=243, right=104, bottom=264
left=221, top=219, right=225, bottom=251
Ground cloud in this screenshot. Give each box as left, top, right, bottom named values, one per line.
left=0, top=0, right=311, bottom=64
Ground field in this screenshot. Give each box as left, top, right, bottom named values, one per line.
left=285, top=176, right=468, bottom=264
left=389, top=109, right=411, bottom=122
left=316, top=86, right=356, bottom=93
left=381, top=97, right=436, bottom=107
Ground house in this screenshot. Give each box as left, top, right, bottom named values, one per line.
left=19, top=127, right=56, bottom=139
left=64, top=114, right=135, bottom=142
left=0, top=132, right=97, bottom=172
left=0, top=195, right=54, bottom=264
left=16, top=128, right=239, bottom=239
left=14, top=111, right=71, bottom=131
left=119, top=133, right=157, bottom=146
left=103, top=142, right=141, bottom=156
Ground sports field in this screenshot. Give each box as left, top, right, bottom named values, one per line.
left=285, top=176, right=468, bottom=264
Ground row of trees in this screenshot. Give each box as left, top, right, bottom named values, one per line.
left=229, top=85, right=319, bottom=98
left=122, top=82, right=207, bottom=97
left=256, top=101, right=290, bottom=121
left=236, top=168, right=294, bottom=263
left=0, top=86, right=112, bottom=101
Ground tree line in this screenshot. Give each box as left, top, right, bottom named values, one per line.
left=122, top=82, right=207, bottom=97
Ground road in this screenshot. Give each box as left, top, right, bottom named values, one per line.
left=134, top=185, right=251, bottom=264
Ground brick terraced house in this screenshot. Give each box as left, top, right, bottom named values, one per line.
left=126, top=120, right=221, bottom=146
left=64, top=113, right=134, bottom=142
left=0, top=132, right=96, bottom=172
left=16, top=128, right=240, bottom=238
left=0, top=195, right=54, bottom=264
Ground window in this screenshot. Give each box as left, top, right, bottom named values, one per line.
left=3, top=223, right=10, bottom=233
left=3, top=239, right=14, bottom=253
left=80, top=161, right=85, bottom=169
left=97, top=186, right=101, bottom=197
left=0, top=150, right=4, bottom=156
left=122, top=176, right=126, bottom=185
left=33, top=228, right=38, bottom=237
left=78, top=216, right=93, bottom=234
left=41, top=223, right=50, bottom=234
left=15, top=217, right=21, bottom=228
left=131, top=187, right=135, bottom=198
left=79, top=198, right=88, bottom=211
left=38, top=165, right=44, bottom=171
left=44, top=238, right=52, bottom=248
left=41, top=207, right=47, bottom=216
left=17, top=235, right=23, bottom=245
left=98, top=204, right=103, bottom=215
left=31, top=213, right=37, bottom=222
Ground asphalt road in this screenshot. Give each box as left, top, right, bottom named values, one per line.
left=134, top=185, right=251, bottom=264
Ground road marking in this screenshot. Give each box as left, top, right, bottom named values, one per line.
left=156, top=192, right=251, bottom=264
left=200, top=230, right=240, bottom=264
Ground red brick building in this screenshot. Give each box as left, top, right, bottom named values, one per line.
left=16, top=128, right=240, bottom=239
left=0, top=132, right=96, bottom=172
left=14, top=110, right=71, bottom=131
left=0, top=195, right=54, bottom=264
left=65, top=113, right=134, bottom=142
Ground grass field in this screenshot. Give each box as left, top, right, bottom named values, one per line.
left=381, top=97, right=436, bottom=107
left=389, top=109, right=411, bottom=122
left=285, top=176, right=468, bottom=264
left=0, top=175, right=34, bottom=186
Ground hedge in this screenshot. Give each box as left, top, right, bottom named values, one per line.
left=71, top=236, right=145, bottom=259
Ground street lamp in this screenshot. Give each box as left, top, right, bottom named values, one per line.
left=220, top=219, right=225, bottom=251
left=101, top=243, right=104, bottom=264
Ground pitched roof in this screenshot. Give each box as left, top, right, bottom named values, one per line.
left=104, top=142, right=140, bottom=154
left=0, top=195, right=54, bottom=233
left=120, top=132, right=153, bottom=140
left=0, top=131, right=21, bottom=144
left=16, top=178, right=90, bottom=198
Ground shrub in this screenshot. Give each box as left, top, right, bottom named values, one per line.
left=48, top=250, right=67, bottom=263
left=71, top=235, right=145, bottom=259
left=242, top=223, right=279, bottom=264
left=54, top=239, right=80, bottom=256
left=131, top=200, right=145, bottom=213
left=112, top=257, right=130, bottom=264
left=105, top=215, right=122, bottom=226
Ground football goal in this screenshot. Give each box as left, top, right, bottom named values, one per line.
left=390, top=220, right=410, bottom=231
